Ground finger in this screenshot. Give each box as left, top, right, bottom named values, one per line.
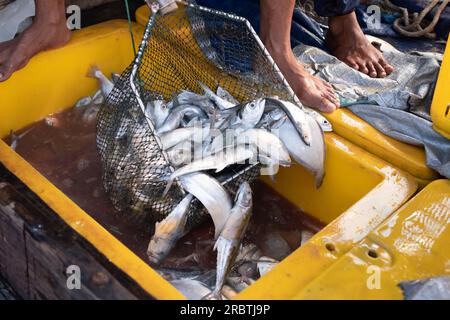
left=367, top=63, right=377, bottom=78
left=373, top=61, right=387, bottom=78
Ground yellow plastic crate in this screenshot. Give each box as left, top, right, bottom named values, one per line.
left=0, top=20, right=418, bottom=299
left=135, top=5, right=446, bottom=187
left=431, top=36, right=450, bottom=140
left=293, top=179, right=450, bottom=300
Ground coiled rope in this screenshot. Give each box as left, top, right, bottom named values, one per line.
left=383, top=0, right=449, bottom=39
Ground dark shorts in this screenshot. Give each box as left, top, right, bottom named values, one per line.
left=196, top=0, right=359, bottom=51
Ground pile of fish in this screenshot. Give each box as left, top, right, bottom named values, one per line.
left=88, top=66, right=329, bottom=300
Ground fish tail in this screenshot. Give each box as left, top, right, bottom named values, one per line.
left=87, top=64, right=101, bottom=79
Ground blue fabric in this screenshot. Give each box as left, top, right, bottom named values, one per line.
left=195, top=0, right=359, bottom=51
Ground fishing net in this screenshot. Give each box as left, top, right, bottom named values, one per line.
left=96, top=1, right=296, bottom=227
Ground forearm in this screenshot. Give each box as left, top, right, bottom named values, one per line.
left=259, top=0, right=295, bottom=57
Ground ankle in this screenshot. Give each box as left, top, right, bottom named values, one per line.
left=327, top=12, right=358, bottom=35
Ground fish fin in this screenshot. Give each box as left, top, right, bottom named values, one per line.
left=162, top=178, right=174, bottom=197
left=198, top=81, right=213, bottom=96
left=86, top=64, right=101, bottom=79
left=215, top=163, right=228, bottom=173
left=315, top=171, right=325, bottom=189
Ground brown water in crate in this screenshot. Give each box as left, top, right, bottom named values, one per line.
left=4, top=104, right=324, bottom=273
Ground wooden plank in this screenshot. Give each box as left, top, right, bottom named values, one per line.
left=0, top=165, right=152, bottom=300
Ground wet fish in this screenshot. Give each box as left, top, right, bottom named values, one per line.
left=157, top=105, right=206, bottom=134
left=204, top=182, right=253, bottom=300
left=160, top=127, right=208, bottom=150
left=82, top=104, right=100, bottom=123
left=399, top=276, right=450, bottom=300
left=179, top=172, right=232, bottom=238
left=111, top=72, right=121, bottom=84
left=152, top=100, right=169, bottom=128
left=258, top=108, right=285, bottom=129
left=147, top=194, right=194, bottom=264
left=92, top=90, right=104, bottom=105
left=278, top=116, right=325, bottom=188
left=165, top=144, right=255, bottom=194
left=176, top=90, right=216, bottom=113
left=198, top=82, right=235, bottom=110
left=9, top=128, right=34, bottom=151
left=307, top=109, right=333, bottom=132
left=216, top=86, right=239, bottom=105
left=257, top=256, right=278, bottom=277
left=265, top=97, right=313, bottom=146
left=232, top=98, right=266, bottom=130
left=87, top=65, right=114, bottom=98
left=300, top=230, right=314, bottom=246
left=171, top=279, right=213, bottom=300
left=75, top=96, right=93, bottom=108
left=237, top=129, right=291, bottom=166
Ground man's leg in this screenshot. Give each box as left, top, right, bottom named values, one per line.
left=0, top=0, right=70, bottom=82
left=260, top=0, right=339, bottom=113
left=316, top=0, right=394, bottom=78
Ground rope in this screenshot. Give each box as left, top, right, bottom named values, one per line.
left=124, top=0, right=137, bottom=56
left=383, top=0, right=450, bottom=39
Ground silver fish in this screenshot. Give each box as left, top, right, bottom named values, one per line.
left=179, top=172, right=232, bottom=239
left=9, top=128, right=34, bottom=151
left=266, top=98, right=313, bottom=146
left=176, top=90, right=216, bottom=113
left=257, top=256, right=278, bottom=277
left=165, top=144, right=255, bottom=193
left=153, top=100, right=169, bottom=129
left=171, top=279, right=213, bottom=300
left=306, top=109, right=333, bottom=132
left=111, top=72, right=121, bottom=84
left=167, top=141, right=193, bottom=167
left=87, top=65, right=114, bottom=98
left=198, top=82, right=235, bottom=109
left=82, top=104, right=100, bottom=123
left=216, top=86, right=239, bottom=105
left=204, top=182, right=253, bottom=300
left=232, top=98, right=266, bottom=130
left=258, top=108, right=285, bottom=129
left=277, top=116, right=326, bottom=188
left=300, top=230, right=314, bottom=246
left=237, top=129, right=291, bottom=166
left=160, top=127, right=209, bottom=150
left=75, top=96, right=93, bottom=108
left=147, top=194, right=194, bottom=264
left=92, top=90, right=104, bottom=105
left=157, top=105, right=206, bottom=134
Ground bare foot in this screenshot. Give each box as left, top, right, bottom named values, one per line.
left=0, top=6, right=70, bottom=82
left=273, top=50, right=339, bottom=113
left=326, top=12, right=394, bottom=78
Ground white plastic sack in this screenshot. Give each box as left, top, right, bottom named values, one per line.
left=0, top=0, right=35, bottom=43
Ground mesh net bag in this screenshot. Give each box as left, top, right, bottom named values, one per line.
left=96, top=1, right=297, bottom=228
